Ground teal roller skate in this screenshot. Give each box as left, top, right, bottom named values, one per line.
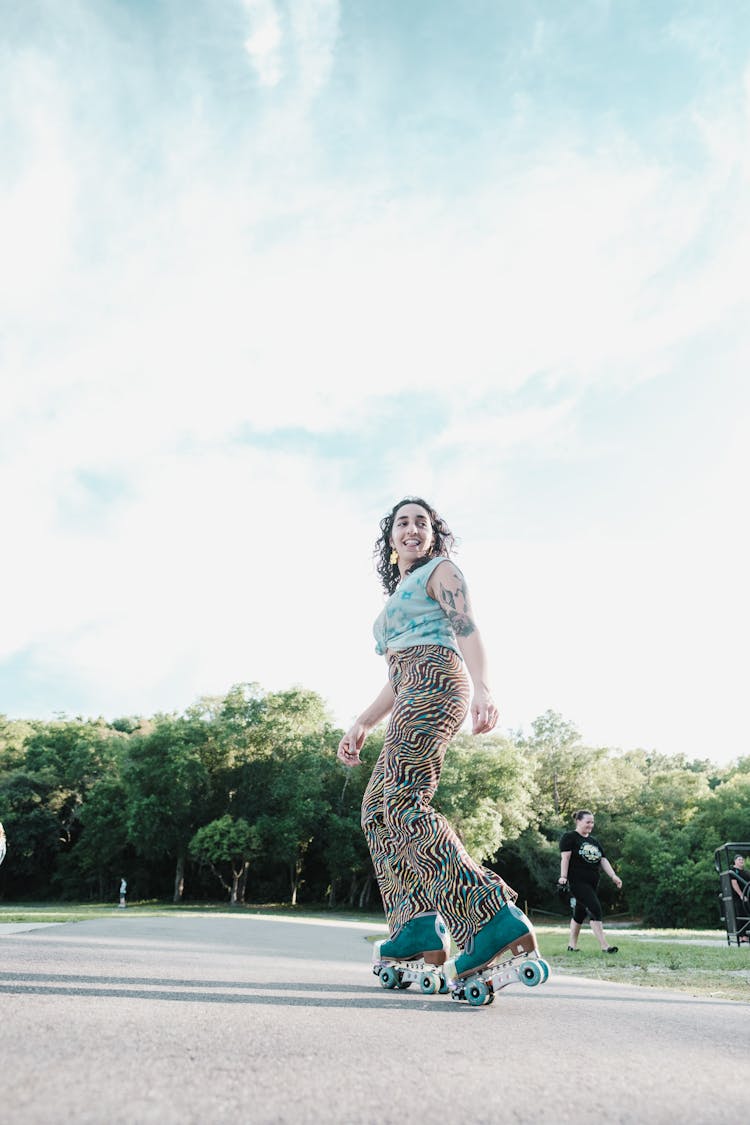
left=444, top=903, right=550, bottom=1007
left=373, top=911, right=451, bottom=995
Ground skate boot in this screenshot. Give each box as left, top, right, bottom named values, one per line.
left=444, top=903, right=550, bottom=1007
left=372, top=911, right=451, bottom=995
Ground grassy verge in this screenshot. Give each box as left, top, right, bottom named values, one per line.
left=0, top=901, right=386, bottom=925
left=534, top=924, right=750, bottom=1003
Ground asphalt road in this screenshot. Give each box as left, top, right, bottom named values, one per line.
left=1, top=914, right=748, bottom=1124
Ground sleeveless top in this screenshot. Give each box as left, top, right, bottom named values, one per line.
left=373, top=556, right=461, bottom=657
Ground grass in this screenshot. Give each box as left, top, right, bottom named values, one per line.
left=0, top=900, right=387, bottom=925
left=533, top=923, right=750, bottom=1003
left=2, top=904, right=748, bottom=1003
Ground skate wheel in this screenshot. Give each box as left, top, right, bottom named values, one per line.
left=438, top=975, right=449, bottom=994
left=537, top=958, right=550, bottom=983
left=519, top=960, right=543, bottom=987
left=419, top=971, right=440, bottom=995
left=465, top=980, right=492, bottom=1007
left=379, top=967, right=399, bottom=990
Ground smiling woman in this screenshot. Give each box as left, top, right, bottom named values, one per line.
left=337, top=496, right=544, bottom=997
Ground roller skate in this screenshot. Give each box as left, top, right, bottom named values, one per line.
left=372, top=911, right=451, bottom=995
left=444, top=903, right=550, bottom=1007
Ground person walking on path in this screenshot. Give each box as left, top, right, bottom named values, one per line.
left=337, top=497, right=539, bottom=981
left=558, top=810, right=622, bottom=953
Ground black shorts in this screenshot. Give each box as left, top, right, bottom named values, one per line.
left=571, top=880, right=602, bottom=923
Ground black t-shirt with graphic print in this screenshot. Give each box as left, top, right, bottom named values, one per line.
left=560, top=831, right=606, bottom=886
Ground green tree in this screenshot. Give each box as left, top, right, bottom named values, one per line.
left=124, top=715, right=213, bottom=902
left=518, top=711, right=599, bottom=820
left=0, top=772, right=60, bottom=896
left=228, top=687, right=337, bottom=904
left=189, top=815, right=261, bottom=903
left=66, top=777, right=132, bottom=901
left=318, top=732, right=380, bottom=909
left=434, top=733, right=537, bottom=862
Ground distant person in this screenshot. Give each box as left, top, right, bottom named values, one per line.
left=729, top=855, right=749, bottom=942
left=119, top=877, right=127, bottom=908
left=0, top=821, right=6, bottom=866
left=558, top=809, right=622, bottom=953
left=338, top=497, right=539, bottom=991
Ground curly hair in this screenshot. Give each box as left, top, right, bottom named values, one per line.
left=374, top=497, right=456, bottom=595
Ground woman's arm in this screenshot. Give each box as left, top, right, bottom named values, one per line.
left=337, top=680, right=395, bottom=766
left=428, top=561, right=498, bottom=734
left=559, top=850, right=572, bottom=883
left=601, top=857, right=623, bottom=890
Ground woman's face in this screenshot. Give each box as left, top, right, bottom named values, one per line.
left=735, top=857, right=745, bottom=870
left=576, top=814, right=595, bottom=835
left=389, top=503, right=434, bottom=567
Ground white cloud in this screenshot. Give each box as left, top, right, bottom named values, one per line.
left=241, top=0, right=339, bottom=96
left=289, top=0, right=340, bottom=98
left=434, top=401, right=577, bottom=458
left=0, top=50, right=76, bottom=313
left=243, top=0, right=283, bottom=87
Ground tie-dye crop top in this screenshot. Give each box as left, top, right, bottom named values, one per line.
left=373, top=555, right=461, bottom=657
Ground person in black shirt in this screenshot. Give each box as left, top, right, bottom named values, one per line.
left=558, top=809, right=622, bottom=953
left=729, top=855, right=749, bottom=942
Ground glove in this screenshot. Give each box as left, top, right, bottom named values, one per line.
left=556, top=879, right=571, bottom=902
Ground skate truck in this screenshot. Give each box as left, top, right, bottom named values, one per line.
left=372, top=904, right=551, bottom=1007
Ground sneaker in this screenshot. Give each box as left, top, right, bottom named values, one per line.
left=567, top=946, right=580, bottom=952
left=446, top=903, right=537, bottom=980
left=603, top=946, right=619, bottom=954
left=374, top=912, right=450, bottom=965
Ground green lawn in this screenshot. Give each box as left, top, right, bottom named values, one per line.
left=2, top=904, right=748, bottom=1003
left=0, top=900, right=387, bottom=925
left=534, top=923, right=750, bottom=1003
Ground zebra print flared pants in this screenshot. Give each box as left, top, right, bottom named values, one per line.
left=361, top=645, right=515, bottom=949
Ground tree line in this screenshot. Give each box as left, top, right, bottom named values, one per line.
left=1, top=685, right=748, bottom=926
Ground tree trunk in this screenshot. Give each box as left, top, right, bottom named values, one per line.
left=238, top=862, right=249, bottom=904
left=173, top=853, right=185, bottom=903
left=231, top=861, right=250, bottom=905
left=358, top=874, right=373, bottom=910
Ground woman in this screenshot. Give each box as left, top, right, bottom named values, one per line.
left=729, top=855, right=749, bottom=942
left=558, top=810, right=622, bottom=953
left=337, top=497, right=538, bottom=982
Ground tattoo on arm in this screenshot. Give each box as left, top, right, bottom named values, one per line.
left=439, top=583, right=457, bottom=610
left=438, top=573, right=476, bottom=637
left=447, top=611, right=476, bottom=637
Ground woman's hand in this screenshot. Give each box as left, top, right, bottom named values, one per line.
left=336, top=682, right=395, bottom=767
left=337, top=722, right=368, bottom=766
left=612, top=875, right=623, bottom=890
left=470, top=687, right=498, bottom=734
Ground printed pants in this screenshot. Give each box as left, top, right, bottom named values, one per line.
left=361, top=645, right=515, bottom=949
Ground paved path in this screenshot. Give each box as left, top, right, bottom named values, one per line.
left=1, top=914, right=748, bottom=1124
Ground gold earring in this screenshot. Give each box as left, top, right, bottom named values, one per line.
left=389, top=549, right=399, bottom=565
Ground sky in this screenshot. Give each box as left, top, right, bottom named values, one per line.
left=1, top=0, right=749, bottom=764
